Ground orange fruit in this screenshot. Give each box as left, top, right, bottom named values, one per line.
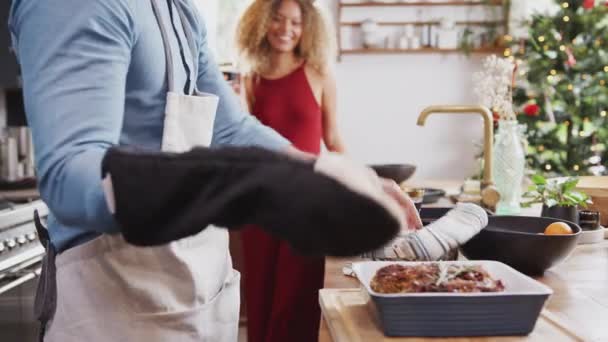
left=544, top=222, right=573, bottom=235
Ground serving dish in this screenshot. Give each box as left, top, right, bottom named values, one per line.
left=352, top=260, right=553, bottom=337
left=460, top=216, right=581, bottom=275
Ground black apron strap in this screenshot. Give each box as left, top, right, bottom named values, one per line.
left=33, top=210, right=57, bottom=342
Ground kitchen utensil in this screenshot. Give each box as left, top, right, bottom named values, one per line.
left=575, top=176, right=608, bottom=226
left=368, top=164, right=416, bottom=184
left=579, top=210, right=601, bottom=230
left=352, top=260, right=553, bottom=337
left=460, top=216, right=581, bottom=275
left=421, top=187, right=445, bottom=204
left=319, top=288, right=585, bottom=342
left=406, top=188, right=424, bottom=211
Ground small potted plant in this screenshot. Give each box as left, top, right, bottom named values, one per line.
left=522, top=175, right=592, bottom=223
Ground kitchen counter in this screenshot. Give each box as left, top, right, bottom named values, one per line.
left=319, top=180, right=608, bottom=342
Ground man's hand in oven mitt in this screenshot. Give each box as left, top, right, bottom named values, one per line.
left=391, top=203, right=488, bottom=261
left=101, top=146, right=416, bottom=256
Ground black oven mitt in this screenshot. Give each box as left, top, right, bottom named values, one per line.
left=101, top=146, right=402, bottom=257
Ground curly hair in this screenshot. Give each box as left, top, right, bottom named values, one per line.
left=235, top=0, right=336, bottom=76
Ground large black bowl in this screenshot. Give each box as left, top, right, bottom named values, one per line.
left=369, top=164, right=416, bottom=184
left=460, top=216, right=581, bottom=275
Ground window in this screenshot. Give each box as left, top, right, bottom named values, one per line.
left=194, top=0, right=252, bottom=65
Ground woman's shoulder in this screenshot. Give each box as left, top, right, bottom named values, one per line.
left=304, top=64, right=335, bottom=90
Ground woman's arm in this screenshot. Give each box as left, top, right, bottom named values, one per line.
left=320, top=71, right=346, bottom=153
left=241, top=74, right=255, bottom=113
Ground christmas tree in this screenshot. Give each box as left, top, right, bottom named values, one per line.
left=509, top=0, right=608, bottom=176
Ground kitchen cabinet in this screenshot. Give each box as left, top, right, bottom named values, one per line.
left=0, top=1, right=20, bottom=89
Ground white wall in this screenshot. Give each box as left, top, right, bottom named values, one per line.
left=324, top=0, right=491, bottom=181
left=336, top=54, right=485, bottom=181
left=193, top=0, right=218, bottom=56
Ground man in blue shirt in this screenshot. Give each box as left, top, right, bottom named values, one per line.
left=10, top=0, right=421, bottom=340
left=10, top=0, right=298, bottom=340
left=10, top=0, right=292, bottom=252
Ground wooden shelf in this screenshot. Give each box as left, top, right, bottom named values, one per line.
left=340, top=47, right=503, bottom=54
left=336, top=0, right=510, bottom=59
left=339, top=1, right=505, bottom=7
left=340, top=20, right=505, bottom=27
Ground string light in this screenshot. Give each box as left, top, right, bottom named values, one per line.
left=563, top=16, right=570, bottom=22
left=559, top=45, right=566, bottom=51
left=538, top=36, right=546, bottom=42
left=601, top=80, right=606, bottom=86
left=601, top=110, right=607, bottom=117
left=543, top=45, right=549, bottom=51
left=503, top=48, right=512, bottom=57
left=604, top=66, right=608, bottom=72
left=550, top=69, right=557, bottom=75
left=538, top=145, right=545, bottom=152
left=508, top=56, right=515, bottom=62
left=582, top=74, right=589, bottom=80
left=564, top=121, right=571, bottom=126
left=545, top=164, right=552, bottom=171
left=579, top=131, right=586, bottom=137
left=562, top=2, right=569, bottom=8
left=573, top=165, right=580, bottom=171
left=567, top=84, right=574, bottom=91
left=584, top=117, right=590, bottom=123
left=547, top=75, right=554, bottom=82
left=503, top=35, right=513, bottom=42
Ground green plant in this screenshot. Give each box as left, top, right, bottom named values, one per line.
left=522, top=174, right=592, bottom=208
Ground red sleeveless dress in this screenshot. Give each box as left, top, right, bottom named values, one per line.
left=242, top=64, right=325, bottom=342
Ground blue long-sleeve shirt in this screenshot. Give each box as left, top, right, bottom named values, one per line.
left=9, top=0, right=289, bottom=252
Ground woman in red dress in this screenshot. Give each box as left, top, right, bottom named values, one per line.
left=236, top=1, right=344, bottom=341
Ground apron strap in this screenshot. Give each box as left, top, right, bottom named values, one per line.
left=151, top=0, right=176, bottom=93
left=151, top=0, right=198, bottom=95
left=174, top=2, right=199, bottom=84
left=33, top=210, right=57, bottom=342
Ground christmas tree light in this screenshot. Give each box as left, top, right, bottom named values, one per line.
left=510, top=0, right=608, bottom=176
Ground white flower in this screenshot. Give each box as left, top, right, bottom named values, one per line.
left=473, top=55, right=517, bottom=121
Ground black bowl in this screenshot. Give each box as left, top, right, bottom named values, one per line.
left=421, top=188, right=446, bottom=204
left=369, top=164, right=416, bottom=184
left=460, top=216, right=581, bottom=275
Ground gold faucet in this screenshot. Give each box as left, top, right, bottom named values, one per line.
left=417, top=105, right=500, bottom=208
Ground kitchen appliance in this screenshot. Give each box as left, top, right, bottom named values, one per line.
left=460, top=216, right=581, bottom=275
left=369, top=163, right=416, bottom=184
left=0, top=200, right=47, bottom=294
left=1, top=88, right=36, bottom=188
left=352, top=260, right=553, bottom=337
left=0, top=200, right=48, bottom=342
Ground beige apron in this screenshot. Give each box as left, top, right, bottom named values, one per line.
left=39, top=0, right=240, bottom=341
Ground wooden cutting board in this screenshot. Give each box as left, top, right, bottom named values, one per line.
left=319, top=289, right=588, bottom=342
